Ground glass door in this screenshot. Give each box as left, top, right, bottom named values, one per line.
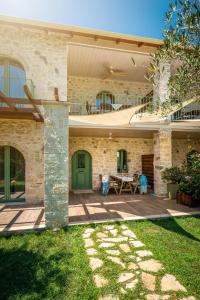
left=0, top=146, right=25, bottom=202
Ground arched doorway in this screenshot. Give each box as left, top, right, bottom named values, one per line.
left=72, top=150, right=92, bottom=190
left=0, top=146, right=25, bottom=202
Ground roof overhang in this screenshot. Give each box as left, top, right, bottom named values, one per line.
left=0, top=15, right=163, bottom=49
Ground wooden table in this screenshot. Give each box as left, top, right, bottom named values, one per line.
left=110, top=175, right=133, bottom=195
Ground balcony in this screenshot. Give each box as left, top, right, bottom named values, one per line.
left=171, top=102, right=200, bottom=121
left=69, top=91, right=153, bottom=116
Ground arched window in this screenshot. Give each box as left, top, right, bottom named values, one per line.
left=0, top=58, right=26, bottom=98
left=0, top=146, right=25, bottom=202
left=117, top=149, right=128, bottom=173
left=96, top=91, right=115, bottom=112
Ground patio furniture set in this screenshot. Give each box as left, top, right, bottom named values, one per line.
left=100, top=174, right=142, bottom=195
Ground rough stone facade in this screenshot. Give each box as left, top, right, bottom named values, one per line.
left=153, top=129, right=172, bottom=196
left=69, top=137, right=154, bottom=189
left=0, top=119, right=44, bottom=204
left=43, top=102, right=69, bottom=228
left=172, top=138, right=200, bottom=166
left=68, top=76, right=152, bottom=114
left=0, top=24, right=68, bottom=101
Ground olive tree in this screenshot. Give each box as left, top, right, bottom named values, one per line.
left=148, top=0, right=200, bottom=111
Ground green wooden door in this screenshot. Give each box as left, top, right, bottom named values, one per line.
left=72, top=150, right=92, bottom=190
left=0, top=146, right=25, bottom=202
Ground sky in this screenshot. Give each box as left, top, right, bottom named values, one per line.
left=0, top=0, right=172, bottom=39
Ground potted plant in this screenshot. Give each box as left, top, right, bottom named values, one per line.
left=162, top=166, right=184, bottom=199
left=177, top=151, right=200, bottom=207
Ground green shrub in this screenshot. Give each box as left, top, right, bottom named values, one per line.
left=162, top=166, right=184, bottom=184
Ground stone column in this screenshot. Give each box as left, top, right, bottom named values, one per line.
left=43, top=101, right=69, bottom=228
left=153, top=128, right=172, bottom=196
left=153, top=60, right=171, bottom=107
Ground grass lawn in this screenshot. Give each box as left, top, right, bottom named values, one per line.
left=0, top=216, right=199, bottom=300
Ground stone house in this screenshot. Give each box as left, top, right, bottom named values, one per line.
left=0, top=16, right=199, bottom=228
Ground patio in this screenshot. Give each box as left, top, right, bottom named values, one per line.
left=0, top=193, right=199, bottom=233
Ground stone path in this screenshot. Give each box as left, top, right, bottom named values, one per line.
left=83, top=224, right=196, bottom=300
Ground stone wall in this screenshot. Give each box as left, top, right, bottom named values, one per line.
left=69, top=137, right=154, bottom=189
left=68, top=76, right=152, bottom=114
left=0, top=24, right=68, bottom=101
left=43, top=102, right=69, bottom=228
left=0, top=119, right=44, bottom=204
left=153, top=130, right=172, bottom=196
left=172, top=138, right=200, bottom=166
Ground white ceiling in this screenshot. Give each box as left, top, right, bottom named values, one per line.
left=68, top=44, right=152, bottom=82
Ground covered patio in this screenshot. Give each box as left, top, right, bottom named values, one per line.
left=0, top=193, right=199, bottom=233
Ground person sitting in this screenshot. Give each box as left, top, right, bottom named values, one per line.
left=139, top=173, right=148, bottom=194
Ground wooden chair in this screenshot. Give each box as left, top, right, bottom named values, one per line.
left=131, top=174, right=140, bottom=194
left=109, top=179, right=119, bottom=195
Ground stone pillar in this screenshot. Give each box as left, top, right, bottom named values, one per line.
left=43, top=101, right=69, bottom=228
left=153, top=60, right=171, bottom=107
left=154, top=128, right=172, bottom=196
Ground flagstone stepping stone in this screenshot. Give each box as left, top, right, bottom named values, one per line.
left=99, top=242, right=115, bottom=248
left=161, top=274, right=187, bottom=292
left=128, top=262, right=138, bottom=270
left=130, top=240, right=145, bottom=248
left=107, top=256, right=125, bottom=268
left=136, top=250, right=153, bottom=257
left=84, top=239, right=94, bottom=248
left=93, top=274, right=108, bottom=287
left=97, top=232, right=108, bottom=239
left=99, top=295, right=119, bottom=300
left=89, top=257, right=103, bottom=271
left=141, top=272, right=156, bottom=291
left=122, top=229, right=137, bottom=239
left=121, top=224, right=128, bottom=230
left=101, top=237, right=128, bottom=243
left=106, top=250, right=120, bottom=256
left=117, top=272, right=134, bottom=283
left=104, top=225, right=115, bottom=230
left=128, top=255, right=136, bottom=260
left=110, top=229, right=118, bottom=236
left=85, top=228, right=95, bottom=234
left=119, top=243, right=131, bottom=253
left=136, top=257, right=142, bottom=262
left=86, top=248, right=98, bottom=256
left=82, top=232, right=91, bottom=239
left=146, top=294, right=170, bottom=300
left=138, top=259, right=163, bottom=273
left=120, top=287, right=127, bottom=294
left=125, top=278, right=138, bottom=289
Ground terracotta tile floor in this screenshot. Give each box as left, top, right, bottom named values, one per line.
left=0, top=193, right=199, bottom=232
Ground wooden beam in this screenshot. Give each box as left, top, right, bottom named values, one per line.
left=0, top=111, right=42, bottom=121
left=0, top=107, right=35, bottom=113
left=54, top=87, right=59, bottom=101
left=0, top=91, right=17, bottom=111
left=0, top=97, right=42, bottom=105
left=24, top=84, right=43, bottom=121
left=138, top=42, right=144, bottom=47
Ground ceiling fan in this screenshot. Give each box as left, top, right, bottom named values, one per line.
left=103, top=65, right=128, bottom=80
